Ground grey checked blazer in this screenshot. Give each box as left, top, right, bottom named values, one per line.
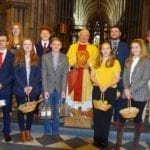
left=123, top=58, right=150, bottom=102
left=42, top=52, right=69, bottom=94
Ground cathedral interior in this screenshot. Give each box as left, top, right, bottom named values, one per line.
left=0, top=0, right=150, bottom=51
left=0, top=0, right=150, bottom=150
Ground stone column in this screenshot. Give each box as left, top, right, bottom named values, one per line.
left=141, top=0, right=150, bottom=38
left=28, top=0, right=57, bottom=42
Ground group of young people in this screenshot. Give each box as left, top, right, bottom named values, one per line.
left=67, top=28, right=150, bottom=150
left=0, top=24, right=150, bottom=150
left=0, top=25, right=68, bottom=143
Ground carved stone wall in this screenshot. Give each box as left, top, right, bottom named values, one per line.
left=1, top=0, right=57, bottom=42
left=141, top=0, right=150, bottom=38
left=5, top=0, right=30, bottom=37
left=0, top=0, right=6, bottom=30
left=0, top=0, right=149, bottom=44
left=29, top=0, right=57, bottom=42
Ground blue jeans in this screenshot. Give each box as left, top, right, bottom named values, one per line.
left=0, top=95, right=11, bottom=135
left=44, top=89, right=60, bottom=135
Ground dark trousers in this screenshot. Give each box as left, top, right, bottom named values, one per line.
left=92, top=86, right=116, bottom=145
left=114, top=79, right=124, bottom=122
left=0, top=95, right=11, bottom=135
left=16, top=96, right=34, bottom=131
left=114, top=97, right=124, bottom=122
left=119, top=99, right=147, bottom=123
left=17, top=111, right=33, bottom=131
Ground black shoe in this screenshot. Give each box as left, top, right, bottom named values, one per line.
left=4, top=134, right=12, bottom=142
left=93, top=141, right=100, bottom=147
left=99, top=142, right=108, bottom=147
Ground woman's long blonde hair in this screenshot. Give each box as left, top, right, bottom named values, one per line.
left=14, top=38, right=38, bottom=66
left=125, top=39, right=149, bottom=67
left=94, top=41, right=115, bottom=68
left=8, top=23, right=23, bottom=48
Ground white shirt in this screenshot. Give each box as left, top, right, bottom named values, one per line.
left=0, top=49, right=7, bottom=63
left=25, top=56, right=31, bottom=86
left=130, top=57, right=139, bottom=83
left=26, top=66, right=31, bottom=86
left=41, top=40, right=49, bottom=48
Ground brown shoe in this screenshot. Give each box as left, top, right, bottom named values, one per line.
left=20, top=131, right=26, bottom=143
left=26, top=130, right=33, bottom=142
left=4, top=134, right=12, bottom=142
left=114, top=122, right=125, bottom=150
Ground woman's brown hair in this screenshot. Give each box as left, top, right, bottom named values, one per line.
left=125, top=39, right=149, bottom=67
left=14, top=38, right=39, bottom=66
left=94, top=41, right=115, bottom=68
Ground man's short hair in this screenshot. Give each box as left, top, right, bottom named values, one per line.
left=110, top=25, right=121, bottom=32
left=0, top=30, right=9, bottom=41
left=40, top=26, right=51, bottom=33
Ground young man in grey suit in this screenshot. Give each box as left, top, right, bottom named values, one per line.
left=42, top=37, right=69, bottom=140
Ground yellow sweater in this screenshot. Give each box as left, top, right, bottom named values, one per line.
left=92, top=60, right=121, bottom=87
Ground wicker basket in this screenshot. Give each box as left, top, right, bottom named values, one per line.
left=18, top=97, right=44, bottom=113
left=93, top=93, right=112, bottom=111
left=64, top=107, right=93, bottom=128
left=64, top=116, right=92, bottom=128
left=119, top=100, right=139, bottom=119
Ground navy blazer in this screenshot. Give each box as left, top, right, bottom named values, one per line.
left=13, top=63, right=41, bottom=99
left=0, top=51, right=14, bottom=96
left=35, top=41, right=51, bottom=60
left=0, top=52, right=14, bottom=95
left=114, top=41, right=130, bottom=92
left=115, top=41, right=130, bottom=71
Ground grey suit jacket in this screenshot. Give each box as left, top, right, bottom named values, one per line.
left=123, top=58, right=150, bottom=101
left=42, top=52, right=69, bottom=94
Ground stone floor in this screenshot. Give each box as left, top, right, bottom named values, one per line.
left=0, top=106, right=150, bottom=150
left=0, top=120, right=149, bottom=150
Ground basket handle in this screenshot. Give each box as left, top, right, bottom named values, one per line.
left=127, top=99, right=131, bottom=107
left=26, top=95, right=30, bottom=102
left=127, top=99, right=132, bottom=112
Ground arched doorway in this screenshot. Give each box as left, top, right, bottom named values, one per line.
left=87, top=17, right=108, bottom=46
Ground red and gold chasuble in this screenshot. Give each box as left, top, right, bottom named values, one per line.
left=68, top=44, right=90, bottom=102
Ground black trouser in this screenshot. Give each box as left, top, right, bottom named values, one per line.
left=16, top=96, right=34, bottom=131
left=92, top=86, right=117, bottom=145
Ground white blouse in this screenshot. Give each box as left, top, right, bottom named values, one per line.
left=130, top=57, right=139, bottom=83
left=25, top=56, right=31, bottom=86
left=26, top=66, right=31, bottom=86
